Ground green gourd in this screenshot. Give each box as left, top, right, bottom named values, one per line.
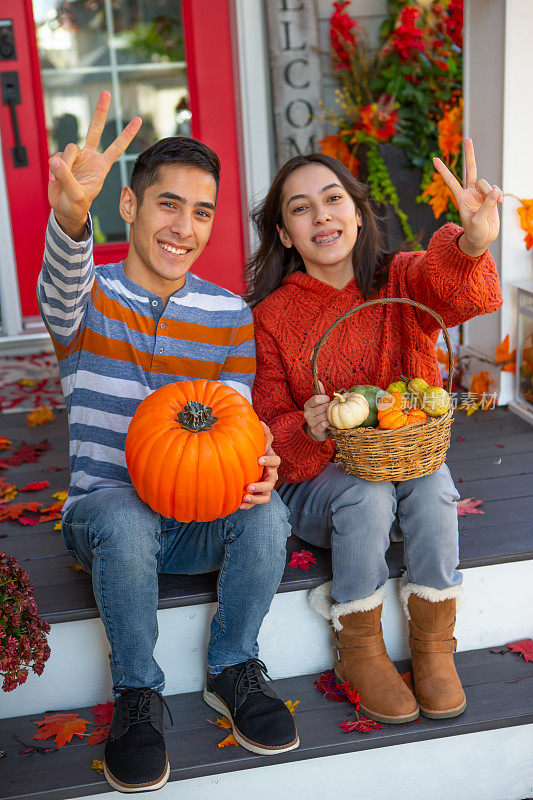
left=349, top=384, right=381, bottom=427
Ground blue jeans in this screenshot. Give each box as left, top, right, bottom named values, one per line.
left=278, top=463, right=461, bottom=603
left=61, top=487, right=291, bottom=694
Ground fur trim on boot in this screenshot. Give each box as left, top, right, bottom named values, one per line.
left=308, top=583, right=387, bottom=631
left=400, top=574, right=465, bottom=620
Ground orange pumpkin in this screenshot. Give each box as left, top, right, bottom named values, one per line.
left=125, top=380, right=264, bottom=522
left=378, top=391, right=427, bottom=429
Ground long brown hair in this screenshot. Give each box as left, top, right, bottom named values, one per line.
left=245, top=153, right=397, bottom=307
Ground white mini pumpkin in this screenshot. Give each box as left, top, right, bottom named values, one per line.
left=327, top=391, right=369, bottom=430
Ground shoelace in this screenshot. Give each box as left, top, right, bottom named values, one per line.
left=123, top=688, right=174, bottom=727
left=234, top=658, right=272, bottom=701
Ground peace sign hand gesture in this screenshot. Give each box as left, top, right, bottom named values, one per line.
left=48, top=91, right=142, bottom=240
left=433, top=138, right=503, bottom=258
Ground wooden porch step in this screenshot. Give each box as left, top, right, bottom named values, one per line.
left=2, top=406, right=532, bottom=625
left=1, top=647, right=532, bottom=800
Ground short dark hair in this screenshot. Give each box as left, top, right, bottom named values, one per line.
left=130, top=137, right=221, bottom=204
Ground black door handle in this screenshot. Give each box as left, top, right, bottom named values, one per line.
left=1, top=71, right=28, bottom=167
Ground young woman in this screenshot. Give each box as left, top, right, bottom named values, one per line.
left=247, top=140, right=503, bottom=724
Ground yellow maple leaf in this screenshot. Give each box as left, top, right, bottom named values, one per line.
left=26, top=404, right=55, bottom=427
left=421, top=172, right=458, bottom=219
left=207, top=716, right=232, bottom=730
left=73, top=563, right=87, bottom=573
left=19, top=378, right=39, bottom=387
left=54, top=521, right=62, bottom=531
left=218, top=733, right=238, bottom=748
left=495, top=334, right=517, bottom=374
left=284, top=699, right=300, bottom=715
left=90, top=759, right=104, bottom=774
left=53, top=490, right=69, bottom=503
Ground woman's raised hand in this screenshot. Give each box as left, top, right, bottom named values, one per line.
left=304, top=381, right=330, bottom=442
left=48, top=90, right=142, bottom=238
left=433, top=138, right=503, bottom=258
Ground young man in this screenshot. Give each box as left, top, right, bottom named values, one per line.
left=38, top=91, right=298, bottom=793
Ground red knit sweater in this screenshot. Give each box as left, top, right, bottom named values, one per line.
left=252, top=224, right=503, bottom=485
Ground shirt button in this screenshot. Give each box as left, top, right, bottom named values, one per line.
left=152, top=300, right=158, bottom=307
left=160, top=322, right=166, bottom=329
left=159, top=348, right=163, bottom=354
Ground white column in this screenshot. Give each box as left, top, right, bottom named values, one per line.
left=463, top=0, right=533, bottom=405
left=232, top=0, right=276, bottom=257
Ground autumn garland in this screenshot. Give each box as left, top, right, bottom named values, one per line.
left=321, top=0, right=533, bottom=251
left=320, top=0, right=463, bottom=243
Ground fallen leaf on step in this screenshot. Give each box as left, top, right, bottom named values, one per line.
left=314, top=670, right=349, bottom=703
left=0, top=437, right=12, bottom=451
left=288, top=549, right=316, bottom=570
left=506, top=638, right=533, bottom=663
left=73, top=563, right=87, bottom=573
left=457, top=498, right=486, bottom=516
left=90, top=759, right=104, bottom=774
left=218, top=733, right=238, bottom=748
left=207, top=717, right=232, bottom=730
left=400, top=671, right=414, bottom=692
left=489, top=646, right=508, bottom=655
left=0, top=501, right=43, bottom=521
left=92, top=702, right=114, bottom=727
left=21, top=481, right=50, bottom=491
left=339, top=717, right=383, bottom=733
left=0, top=440, right=51, bottom=468
left=87, top=727, right=110, bottom=745
left=27, top=405, right=55, bottom=427
left=337, top=682, right=359, bottom=708
left=33, top=713, right=89, bottom=748
left=284, top=700, right=300, bottom=715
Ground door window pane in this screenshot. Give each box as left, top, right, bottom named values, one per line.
left=33, top=0, right=190, bottom=242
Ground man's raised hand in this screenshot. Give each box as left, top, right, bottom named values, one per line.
left=433, top=138, right=503, bottom=258
left=48, top=90, right=142, bottom=239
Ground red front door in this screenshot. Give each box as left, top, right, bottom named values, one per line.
left=0, top=0, right=245, bottom=321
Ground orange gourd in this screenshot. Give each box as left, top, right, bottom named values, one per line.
left=378, top=391, right=427, bottom=430
left=125, top=380, right=264, bottom=522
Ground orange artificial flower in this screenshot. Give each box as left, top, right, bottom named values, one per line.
left=319, top=135, right=359, bottom=176
left=437, top=100, right=462, bottom=159
left=470, top=371, right=494, bottom=401
left=421, top=171, right=458, bottom=219
left=516, top=198, right=533, bottom=250
left=494, top=334, right=517, bottom=374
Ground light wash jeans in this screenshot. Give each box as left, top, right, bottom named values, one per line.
left=278, top=463, right=461, bottom=603
left=61, top=487, right=291, bottom=694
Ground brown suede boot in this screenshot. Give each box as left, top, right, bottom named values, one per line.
left=407, top=594, right=466, bottom=719
left=333, top=603, right=419, bottom=725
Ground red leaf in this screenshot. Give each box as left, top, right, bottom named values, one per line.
left=399, top=671, right=414, bottom=692
left=0, top=501, right=42, bottom=521
left=33, top=713, right=89, bottom=748
left=338, top=681, right=360, bottom=708
left=87, top=726, right=110, bottom=745
left=457, top=498, right=486, bottom=516
left=506, top=638, right=533, bottom=663
left=288, top=549, right=317, bottom=570
left=314, top=670, right=348, bottom=703
left=18, top=516, right=42, bottom=526
left=21, top=481, right=50, bottom=492
left=456, top=436, right=465, bottom=442
left=92, top=702, right=114, bottom=727
left=339, top=717, right=383, bottom=733
left=0, top=440, right=51, bottom=468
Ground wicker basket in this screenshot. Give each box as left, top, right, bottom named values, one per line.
left=310, top=297, right=454, bottom=481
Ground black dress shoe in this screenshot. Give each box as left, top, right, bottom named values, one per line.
left=104, top=688, right=170, bottom=793
left=203, top=658, right=299, bottom=755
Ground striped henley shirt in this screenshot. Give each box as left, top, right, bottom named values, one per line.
left=37, top=212, right=256, bottom=514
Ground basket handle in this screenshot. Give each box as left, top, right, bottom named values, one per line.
left=310, top=297, right=454, bottom=395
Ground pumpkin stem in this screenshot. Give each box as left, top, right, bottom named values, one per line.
left=333, top=391, right=346, bottom=402
left=177, top=400, right=218, bottom=431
